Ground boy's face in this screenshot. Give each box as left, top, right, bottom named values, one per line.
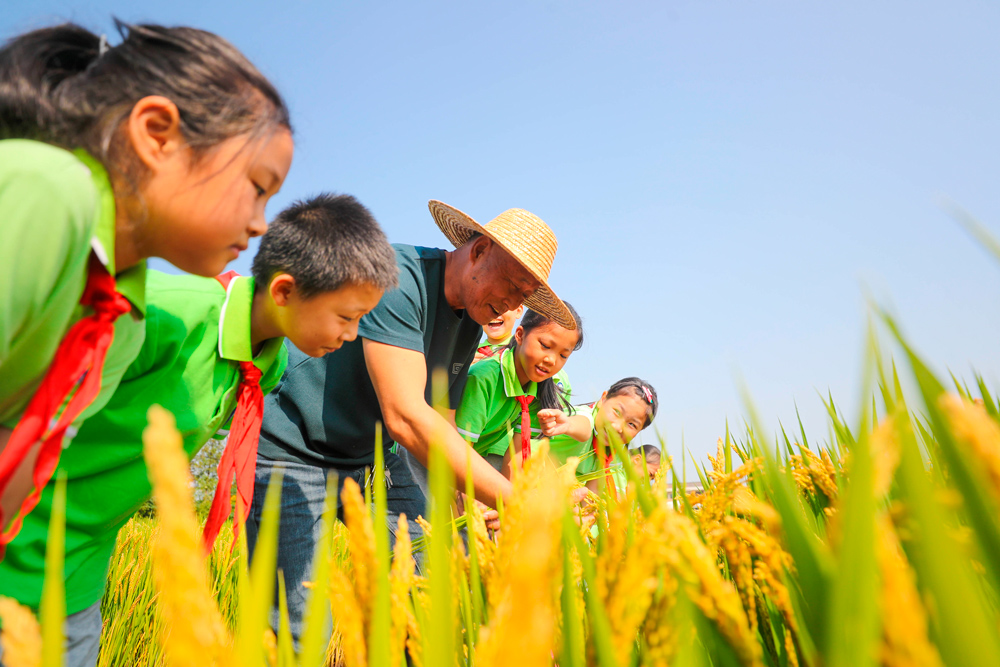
left=632, top=455, right=660, bottom=481
left=282, top=282, right=384, bottom=357
left=483, top=305, right=523, bottom=344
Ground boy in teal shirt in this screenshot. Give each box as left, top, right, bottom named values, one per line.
left=0, top=194, right=399, bottom=666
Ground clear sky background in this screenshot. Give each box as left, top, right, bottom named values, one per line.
left=5, top=2, right=1000, bottom=469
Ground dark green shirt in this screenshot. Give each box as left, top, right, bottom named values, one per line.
left=258, top=245, right=483, bottom=467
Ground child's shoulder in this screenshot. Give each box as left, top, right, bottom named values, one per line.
left=145, top=270, right=228, bottom=315
left=147, top=269, right=225, bottom=294
left=467, top=352, right=503, bottom=380
left=0, top=139, right=99, bottom=223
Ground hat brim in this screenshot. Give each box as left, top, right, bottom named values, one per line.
left=429, top=200, right=576, bottom=330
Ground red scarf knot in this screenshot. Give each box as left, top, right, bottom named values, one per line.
left=0, top=256, right=131, bottom=555
left=514, top=395, right=534, bottom=464
left=202, top=271, right=266, bottom=554
left=592, top=434, right=618, bottom=502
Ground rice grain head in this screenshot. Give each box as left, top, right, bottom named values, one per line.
left=0, top=596, right=41, bottom=667
left=143, top=406, right=233, bottom=667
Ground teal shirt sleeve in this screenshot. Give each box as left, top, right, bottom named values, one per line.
left=357, top=248, right=425, bottom=353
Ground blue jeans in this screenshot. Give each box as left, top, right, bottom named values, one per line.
left=245, top=451, right=426, bottom=647
left=0, top=599, right=102, bottom=667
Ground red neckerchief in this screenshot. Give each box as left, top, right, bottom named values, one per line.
left=0, top=255, right=131, bottom=555
left=477, top=344, right=497, bottom=358
left=514, top=395, right=534, bottom=464
left=592, top=433, right=618, bottom=502
left=201, top=271, right=264, bottom=554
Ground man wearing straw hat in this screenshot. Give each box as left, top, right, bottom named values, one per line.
left=248, top=199, right=574, bottom=642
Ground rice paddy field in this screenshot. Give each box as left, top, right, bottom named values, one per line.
left=3, top=305, right=1000, bottom=667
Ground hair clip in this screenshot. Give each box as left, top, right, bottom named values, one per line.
left=98, top=34, right=110, bottom=57
left=641, top=385, right=653, bottom=404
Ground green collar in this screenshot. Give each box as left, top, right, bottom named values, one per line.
left=499, top=347, right=537, bottom=399
left=72, top=149, right=147, bottom=317
left=218, top=276, right=283, bottom=370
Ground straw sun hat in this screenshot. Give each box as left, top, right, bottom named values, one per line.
left=428, top=200, right=575, bottom=330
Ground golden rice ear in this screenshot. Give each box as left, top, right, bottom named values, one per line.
left=0, top=596, right=41, bottom=667
left=144, top=405, right=233, bottom=665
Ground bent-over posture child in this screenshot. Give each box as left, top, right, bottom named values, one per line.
left=0, top=194, right=396, bottom=667
left=456, top=305, right=583, bottom=475
left=0, top=20, right=293, bottom=553
left=539, top=377, right=659, bottom=498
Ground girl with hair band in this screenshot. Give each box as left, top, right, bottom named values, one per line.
left=0, top=19, right=294, bottom=565
left=539, top=377, right=658, bottom=499
left=455, top=304, right=584, bottom=477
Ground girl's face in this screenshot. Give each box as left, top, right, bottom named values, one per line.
left=594, top=391, right=650, bottom=448
left=513, top=321, right=578, bottom=384
left=141, top=128, right=294, bottom=276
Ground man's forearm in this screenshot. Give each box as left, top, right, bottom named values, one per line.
left=387, top=405, right=512, bottom=508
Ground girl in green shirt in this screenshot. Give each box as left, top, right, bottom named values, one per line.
left=456, top=304, right=584, bottom=476
left=540, top=377, right=659, bottom=499
left=0, top=22, right=293, bottom=562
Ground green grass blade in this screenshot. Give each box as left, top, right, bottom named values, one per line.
left=299, top=473, right=338, bottom=667
left=237, top=468, right=283, bottom=666
left=276, top=572, right=296, bottom=666
left=370, top=428, right=391, bottom=667
left=562, top=511, right=619, bottom=667
left=41, top=475, right=67, bottom=667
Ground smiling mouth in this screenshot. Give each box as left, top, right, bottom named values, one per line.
left=486, top=318, right=504, bottom=327
left=534, top=365, right=551, bottom=378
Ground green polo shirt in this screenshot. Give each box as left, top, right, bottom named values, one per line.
left=0, top=140, right=147, bottom=430
left=512, top=369, right=573, bottom=440
left=0, top=271, right=287, bottom=614
left=456, top=348, right=538, bottom=457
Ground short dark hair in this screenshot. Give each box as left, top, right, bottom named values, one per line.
left=0, top=20, right=290, bottom=185
left=252, top=193, right=399, bottom=298
left=508, top=303, right=584, bottom=412
left=607, top=377, right=658, bottom=428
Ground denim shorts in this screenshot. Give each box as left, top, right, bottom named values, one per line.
left=245, top=450, right=426, bottom=648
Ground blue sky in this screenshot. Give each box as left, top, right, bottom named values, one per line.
left=6, top=2, right=1000, bottom=468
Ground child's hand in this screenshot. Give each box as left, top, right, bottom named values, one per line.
left=537, top=408, right=571, bottom=436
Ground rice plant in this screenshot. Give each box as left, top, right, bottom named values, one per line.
left=2, top=311, right=1000, bottom=666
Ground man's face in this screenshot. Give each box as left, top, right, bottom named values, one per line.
left=462, top=240, right=541, bottom=325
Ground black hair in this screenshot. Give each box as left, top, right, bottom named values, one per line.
left=0, top=20, right=290, bottom=187
left=508, top=302, right=584, bottom=411
left=252, top=193, right=398, bottom=298
left=630, top=444, right=661, bottom=465
left=607, top=377, right=658, bottom=428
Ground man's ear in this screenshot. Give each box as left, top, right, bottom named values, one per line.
left=469, top=235, right=492, bottom=265
left=268, top=273, right=297, bottom=307
left=127, top=95, right=186, bottom=172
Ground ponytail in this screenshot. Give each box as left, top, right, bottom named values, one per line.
left=509, top=302, right=584, bottom=412
left=0, top=24, right=100, bottom=140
